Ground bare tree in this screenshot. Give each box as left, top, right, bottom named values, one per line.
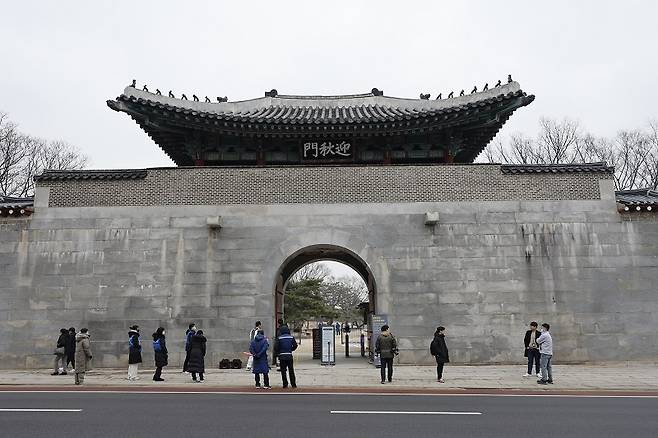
left=0, top=112, right=87, bottom=197
left=483, top=116, right=658, bottom=190
left=319, top=277, right=368, bottom=322
left=289, top=262, right=331, bottom=283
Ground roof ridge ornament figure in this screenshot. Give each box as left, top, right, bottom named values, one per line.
left=471, top=86, right=477, bottom=94
left=156, top=89, right=162, bottom=95
left=193, top=95, right=199, bottom=102
left=142, top=85, right=149, bottom=92
left=508, top=74, right=513, bottom=83
left=436, top=93, right=442, bottom=100
left=447, top=91, right=454, bottom=98
left=419, top=93, right=430, bottom=100
left=495, top=80, right=502, bottom=87
left=371, top=88, right=383, bottom=96
left=217, top=96, right=228, bottom=103
left=483, top=83, right=489, bottom=91
left=130, top=79, right=136, bottom=88
left=205, top=96, right=211, bottom=103
left=459, top=89, right=465, bottom=96
left=181, top=94, right=188, bottom=100
left=168, top=90, right=175, bottom=98
left=265, top=89, right=278, bottom=97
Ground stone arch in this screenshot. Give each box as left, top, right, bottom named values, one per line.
left=272, top=244, right=377, bottom=326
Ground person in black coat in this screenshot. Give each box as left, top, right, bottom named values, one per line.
left=187, top=330, right=207, bottom=382
left=127, top=325, right=142, bottom=381
left=152, top=327, right=168, bottom=382
left=523, top=321, right=541, bottom=377
left=66, top=327, right=76, bottom=372
left=52, top=328, right=69, bottom=375
left=430, top=326, right=449, bottom=383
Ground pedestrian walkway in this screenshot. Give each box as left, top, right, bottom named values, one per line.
left=1, top=361, right=657, bottom=391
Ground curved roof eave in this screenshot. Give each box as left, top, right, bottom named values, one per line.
left=113, top=82, right=526, bottom=116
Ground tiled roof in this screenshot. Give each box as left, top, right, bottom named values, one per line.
left=501, top=163, right=615, bottom=174
left=108, top=82, right=533, bottom=126
left=0, top=196, right=33, bottom=217
left=34, top=169, right=148, bottom=181
left=616, top=189, right=658, bottom=208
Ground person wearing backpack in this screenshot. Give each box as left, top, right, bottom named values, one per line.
left=152, top=327, right=168, bottom=382
left=430, top=326, right=449, bottom=383
left=127, top=325, right=142, bottom=381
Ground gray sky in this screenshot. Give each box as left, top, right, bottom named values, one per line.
left=1, top=1, right=657, bottom=169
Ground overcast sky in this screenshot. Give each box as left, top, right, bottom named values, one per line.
left=1, top=1, right=657, bottom=170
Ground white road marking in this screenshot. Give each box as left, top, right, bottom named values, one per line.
left=0, top=409, right=82, bottom=412
left=331, top=410, right=482, bottom=415
left=0, top=390, right=657, bottom=399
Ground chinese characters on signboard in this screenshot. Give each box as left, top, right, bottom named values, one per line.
left=303, top=141, right=353, bottom=160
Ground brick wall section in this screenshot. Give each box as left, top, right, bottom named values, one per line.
left=40, top=165, right=610, bottom=207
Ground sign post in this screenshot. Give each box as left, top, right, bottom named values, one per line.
left=321, top=325, right=336, bottom=366
left=370, top=314, right=388, bottom=368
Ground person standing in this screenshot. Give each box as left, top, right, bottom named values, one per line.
left=182, top=323, right=196, bottom=373
left=273, top=318, right=287, bottom=367
left=187, top=329, right=207, bottom=383
left=127, top=325, right=142, bottom=381
left=250, top=330, right=271, bottom=389
left=66, top=327, right=76, bottom=372
left=52, top=328, right=69, bottom=376
left=536, top=323, right=553, bottom=385
left=335, top=321, right=341, bottom=336
left=430, top=326, right=449, bottom=383
left=73, top=328, right=92, bottom=385
left=246, top=321, right=262, bottom=371
left=523, top=322, right=542, bottom=378
left=375, top=324, right=397, bottom=384
left=274, top=326, right=298, bottom=388
left=152, top=327, right=168, bottom=382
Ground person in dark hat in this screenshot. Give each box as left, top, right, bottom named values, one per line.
left=430, top=326, right=449, bottom=383
left=187, top=329, right=207, bottom=383
left=183, top=322, right=196, bottom=373
left=152, top=327, right=168, bottom=381
left=375, top=324, right=398, bottom=384
left=127, top=325, right=142, bottom=381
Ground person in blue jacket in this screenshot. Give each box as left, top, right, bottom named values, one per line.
left=274, top=326, right=298, bottom=388
left=249, top=330, right=271, bottom=389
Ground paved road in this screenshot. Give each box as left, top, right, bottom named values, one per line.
left=0, top=391, right=656, bottom=438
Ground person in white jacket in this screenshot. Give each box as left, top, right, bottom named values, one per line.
left=536, top=323, right=553, bottom=385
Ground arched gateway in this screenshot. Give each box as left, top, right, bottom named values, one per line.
left=2, top=79, right=658, bottom=369
left=273, top=244, right=377, bottom=332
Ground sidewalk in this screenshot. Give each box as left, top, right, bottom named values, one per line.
left=1, top=361, right=657, bottom=392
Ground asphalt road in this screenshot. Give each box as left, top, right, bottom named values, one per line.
left=0, top=391, right=656, bottom=438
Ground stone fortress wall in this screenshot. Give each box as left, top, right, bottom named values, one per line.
left=1, top=164, right=657, bottom=368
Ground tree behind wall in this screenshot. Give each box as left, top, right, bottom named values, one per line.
left=482, top=117, right=658, bottom=190
left=0, top=111, right=87, bottom=197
